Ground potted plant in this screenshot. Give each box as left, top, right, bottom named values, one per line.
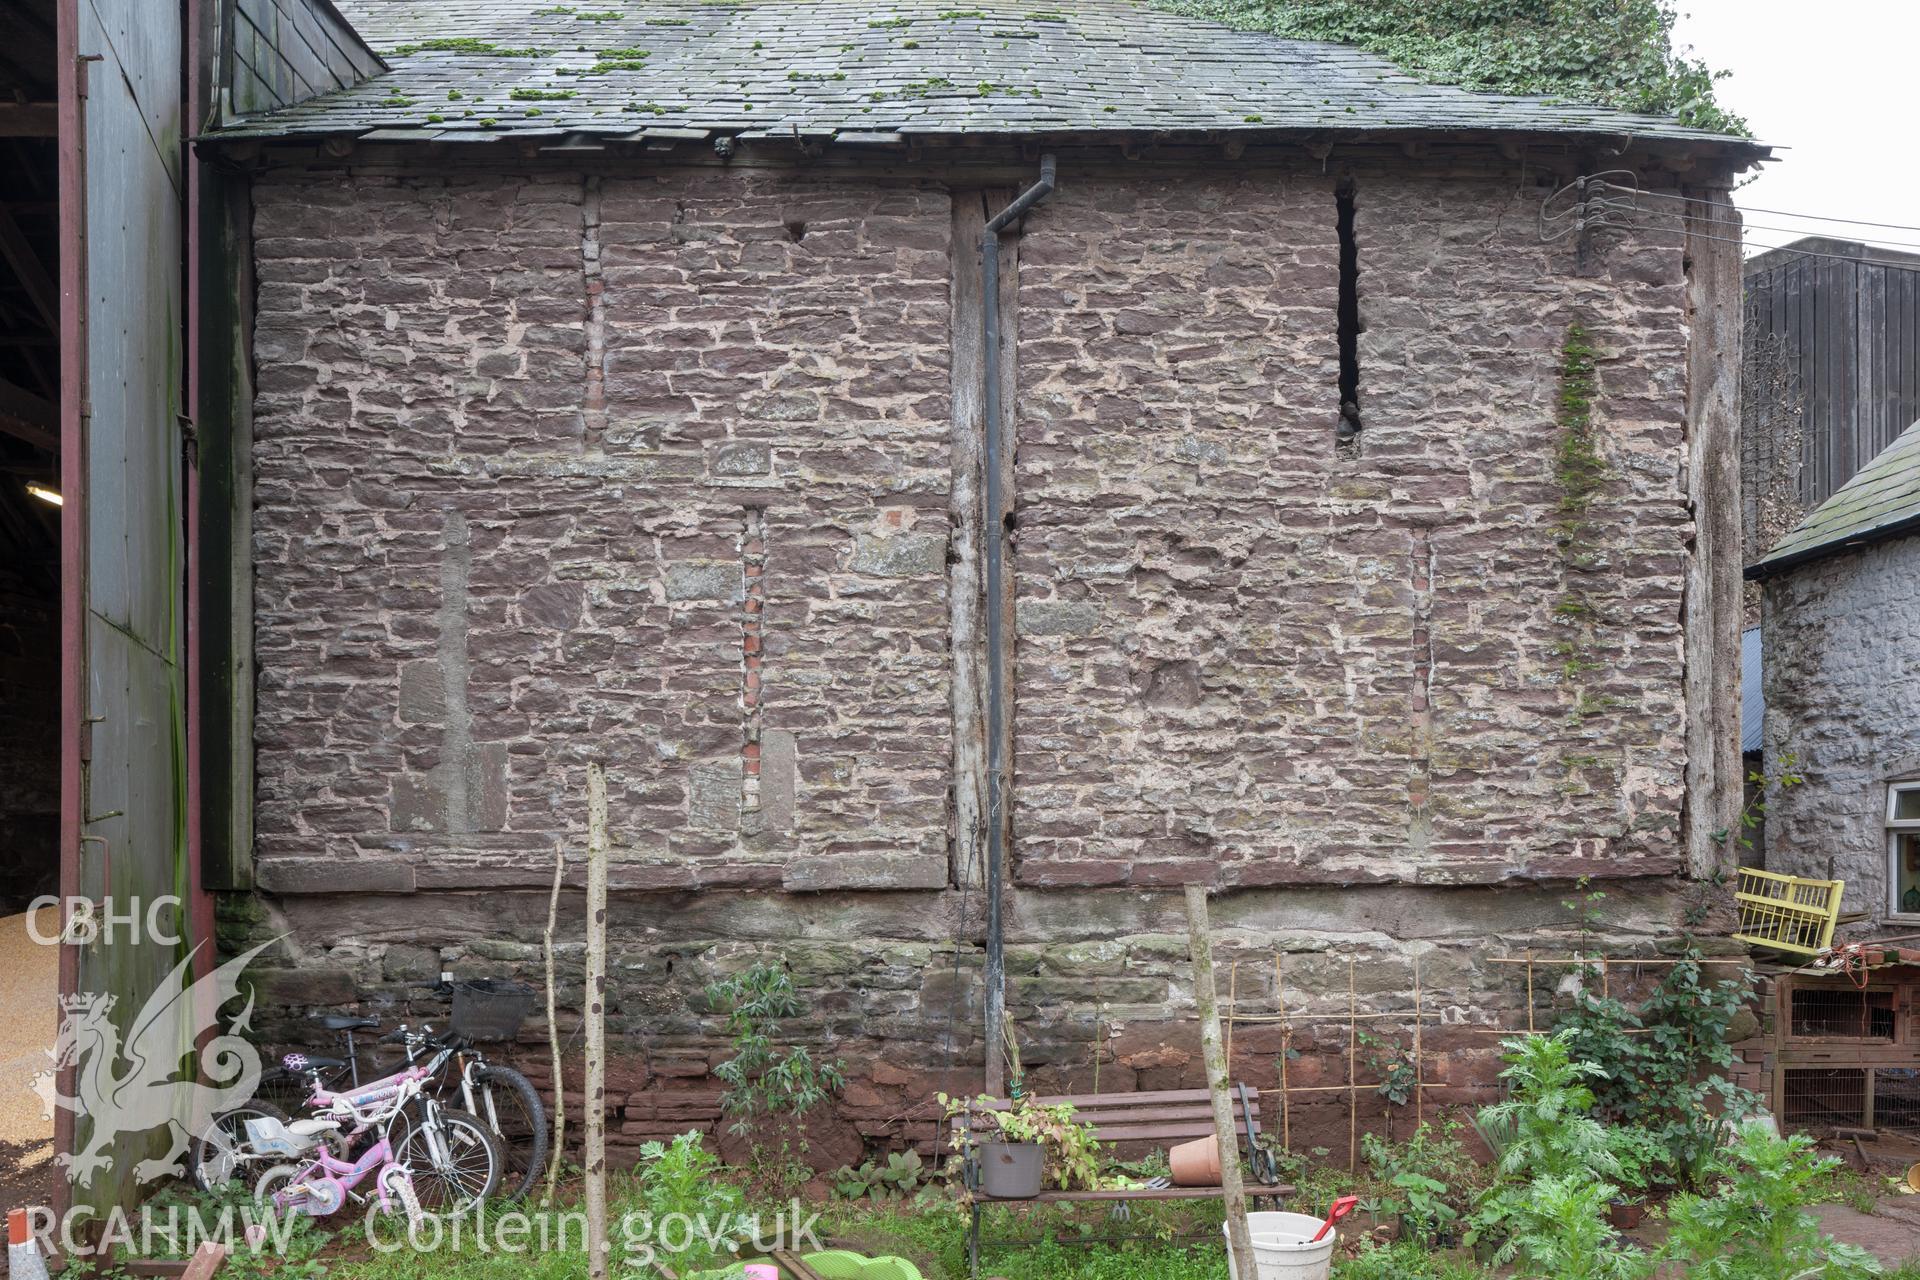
left=942, top=1093, right=1102, bottom=1200
left=1606, top=1124, right=1664, bottom=1230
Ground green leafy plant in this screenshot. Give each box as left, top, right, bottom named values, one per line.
left=1262, top=1140, right=1348, bottom=1216
left=1363, top=1119, right=1480, bottom=1246
left=1712, top=752, right=1804, bottom=851
left=940, top=1093, right=1103, bottom=1192
left=1467, top=1032, right=1623, bottom=1252
left=1662, top=1125, right=1883, bottom=1279
left=129, top=1183, right=330, bottom=1280
left=831, top=1148, right=928, bottom=1202
left=1603, top=1124, right=1665, bottom=1198
left=1391, top=1171, right=1459, bottom=1246
left=1552, top=883, right=1761, bottom=1190
left=1358, top=1029, right=1418, bottom=1112
left=635, top=1130, right=743, bottom=1222
left=1339, top=1238, right=1495, bottom=1280
left=1151, top=0, right=1745, bottom=134
left=1555, top=945, right=1760, bottom=1189
left=1499, top=1173, right=1648, bottom=1279
left=706, top=961, right=846, bottom=1192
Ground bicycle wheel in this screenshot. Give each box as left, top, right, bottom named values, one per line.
left=189, top=1101, right=289, bottom=1192
left=473, top=1064, right=547, bottom=1201
left=390, top=1105, right=502, bottom=1213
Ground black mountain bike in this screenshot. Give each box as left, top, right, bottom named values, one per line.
left=192, top=979, right=548, bottom=1202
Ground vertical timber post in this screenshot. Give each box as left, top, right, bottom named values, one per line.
left=1184, top=884, right=1255, bottom=1280
left=584, top=763, right=610, bottom=1280
left=980, top=157, right=1054, bottom=1096
left=1683, top=184, right=1744, bottom=880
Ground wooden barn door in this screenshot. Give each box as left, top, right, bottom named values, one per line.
left=56, top=0, right=197, bottom=1218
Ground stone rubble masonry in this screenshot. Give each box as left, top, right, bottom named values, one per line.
left=1763, top=537, right=1920, bottom=926
left=251, top=161, right=1695, bottom=898
left=1011, top=168, right=1691, bottom=889
left=223, top=877, right=1713, bottom=1168
left=252, top=169, right=954, bottom=896
left=245, top=155, right=1717, bottom=1154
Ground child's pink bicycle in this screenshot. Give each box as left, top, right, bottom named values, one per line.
left=248, top=1053, right=500, bottom=1220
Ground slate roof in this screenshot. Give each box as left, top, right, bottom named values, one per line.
left=1749, top=419, right=1920, bottom=580
left=210, top=0, right=1763, bottom=147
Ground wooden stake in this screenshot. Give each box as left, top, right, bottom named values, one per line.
left=1225, top=959, right=1239, bottom=1070
left=1275, top=952, right=1290, bottom=1151
left=542, top=839, right=568, bottom=1206
left=1413, top=955, right=1424, bottom=1130
left=1184, top=884, right=1256, bottom=1280
left=1525, top=949, right=1535, bottom=1034
left=584, top=763, right=611, bottom=1280
left=1347, top=955, right=1357, bottom=1174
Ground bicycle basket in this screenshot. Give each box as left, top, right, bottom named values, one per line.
left=449, top=978, right=537, bottom=1042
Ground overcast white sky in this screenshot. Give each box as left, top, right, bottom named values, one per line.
left=1671, top=1, right=1920, bottom=255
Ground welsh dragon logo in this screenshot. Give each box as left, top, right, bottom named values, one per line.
left=43, top=940, right=275, bottom=1186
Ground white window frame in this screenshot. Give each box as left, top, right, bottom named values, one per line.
left=1888, top=783, right=1920, bottom=920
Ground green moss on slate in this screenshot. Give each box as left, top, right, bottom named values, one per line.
left=390, top=38, right=552, bottom=56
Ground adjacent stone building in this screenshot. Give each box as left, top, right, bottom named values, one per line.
left=1752, top=420, right=1920, bottom=928
left=204, top=0, right=1761, bottom=1162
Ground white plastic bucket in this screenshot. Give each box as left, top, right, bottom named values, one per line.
left=1222, top=1212, right=1335, bottom=1280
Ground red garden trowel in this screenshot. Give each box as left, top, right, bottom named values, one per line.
left=1312, top=1195, right=1360, bottom=1242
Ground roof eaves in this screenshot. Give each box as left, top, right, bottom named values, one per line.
left=1746, top=511, right=1920, bottom=581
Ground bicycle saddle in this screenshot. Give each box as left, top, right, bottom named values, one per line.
left=315, top=1014, right=380, bottom=1032
left=287, top=1118, right=342, bottom=1137
left=283, top=1053, right=348, bottom=1071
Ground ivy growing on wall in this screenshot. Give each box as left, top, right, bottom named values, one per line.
left=1152, top=0, right=1747, bottom=136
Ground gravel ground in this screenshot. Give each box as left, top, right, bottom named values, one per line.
left=0, top=907, right=59, bottom=1215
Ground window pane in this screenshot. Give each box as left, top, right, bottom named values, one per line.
left=1897, top=834, right=1920, bottom=914
left=1897, top=788, right=1920, bottom=822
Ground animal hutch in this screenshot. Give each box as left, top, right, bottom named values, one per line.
left=1773, top=967, right=1920, bottom=1138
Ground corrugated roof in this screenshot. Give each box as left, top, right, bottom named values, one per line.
left=1749, top=418, right=1920, bottom=579
left=209, top=0, right=1764, bottom=145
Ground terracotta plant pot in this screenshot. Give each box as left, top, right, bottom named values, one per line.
left=1169, top=1135, right=1223, bottom=1187
left=1608, top=1200, right=1646, bottom=1230
left=977, top=1141, right=1044, bottom=1199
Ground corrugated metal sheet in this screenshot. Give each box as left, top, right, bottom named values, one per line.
left=224, top=0, right=384, bottom=119
left=1742, top=626, right=1763, bottom=756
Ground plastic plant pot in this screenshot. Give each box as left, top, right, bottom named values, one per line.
left=977, top=1141, right=1045, bottom=1199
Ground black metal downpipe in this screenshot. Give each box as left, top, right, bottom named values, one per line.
left=981, top=155, right=1055, bottom=1096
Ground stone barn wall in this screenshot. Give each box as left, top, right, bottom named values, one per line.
left=1762, top=537, right=1920, bottom=926
left=236, top=154, right=1722, bottom=1167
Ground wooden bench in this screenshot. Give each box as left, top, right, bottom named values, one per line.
left=949, top=1085, right=1293, bottom=1278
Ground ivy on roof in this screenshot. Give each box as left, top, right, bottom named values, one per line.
left=1153, top=0, right=1748, bottom=136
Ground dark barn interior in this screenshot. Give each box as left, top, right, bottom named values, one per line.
left=0, top=0, right=60, bottom=917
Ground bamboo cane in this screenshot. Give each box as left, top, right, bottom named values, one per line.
left=542, top=840, right=568, bottom=1206
left=584, top=763, right=611, bottom=1280
left=1275, top=952, right=1290, bottom=1152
